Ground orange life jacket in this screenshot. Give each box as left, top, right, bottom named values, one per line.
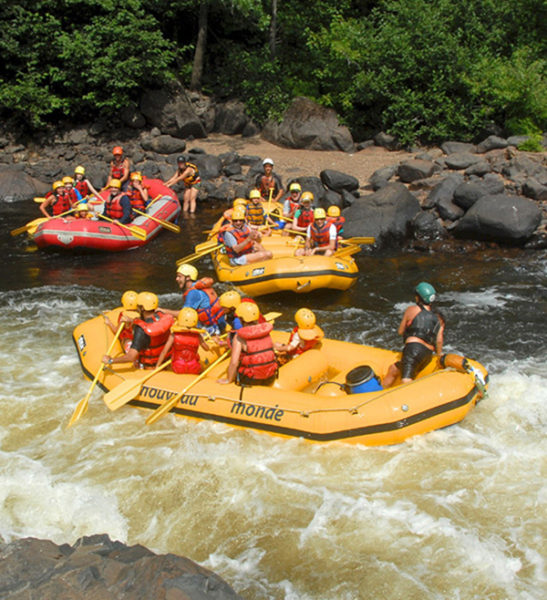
left=257, top=175, right=276, bottom=199
left=133, top=312, right=174, bottom=368
left=224, top=225, right=254, bottom=259
left=172, top=330, right=202, bottom=374
left=183, top=278, right=224, bottom=327
left=310, top=221, right=332, bottom=248
left=246, top=202, right=265, bottom=226
left=237, top=322, right=278, bottom=381
left=127, top=187, right=147, bottom=212
left=104, top=193, right=127, bottom=220
left=327, top=215, right=345, bottom=235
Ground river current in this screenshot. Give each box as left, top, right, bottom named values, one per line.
left=0, top=200, right=545, bottom=599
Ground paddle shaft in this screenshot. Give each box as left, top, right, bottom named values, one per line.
left=145, top=351, right=230, bottom=425
left=132, top=208, right=180, bottom=233
left=68, top=322, right=125, bottom=427
left=10, top=207, right=78, bottom=236
left=96, top=213, right=147, bottom=241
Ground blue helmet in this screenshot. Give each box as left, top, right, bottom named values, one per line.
left=415, top=282, right=436, bottom=304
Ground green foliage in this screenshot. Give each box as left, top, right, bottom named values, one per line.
left=517, top=135, right=544, bottom=152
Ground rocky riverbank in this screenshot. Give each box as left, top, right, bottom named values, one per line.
left=0, top=534, right=242, bottom=599
left=1, top=126, right=546, bottom=250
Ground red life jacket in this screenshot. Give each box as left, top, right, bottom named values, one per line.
left=183, top=278, right=224, bottom=327
left=110, top=161, right=125, bottom=180
left=51, top=192, right=72, bottom=216
left=327, top=215, right=345, bottom=234
left=182, top=163, right=200, bottom=186
left=75, top=180, right=89, bottom=197
left=133, top=312, right=174, bottom=368
left=285, top=198, right=300, bottom=217
left=224, top=225, right=254, bottom=259
left=246, top=202, right=265, bottom=226
left=310, top=221, right=332, bottom=248
left=296, top=207, right=314, bottom=228
left=287, top=326, right=320, bottom=356
left=64, top=188, right=79, bottom=207
left=104, top=193, right=126, bottom=220
left=237, top=322, right=278, bottom=381
left=127, top=187, right=147, bottom=212
left=171, top=330, right=202, bottom=374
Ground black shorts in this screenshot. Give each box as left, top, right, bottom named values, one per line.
left=397, top=342, right=433, bottom=380
left=238, top=373, right=277, bottom=387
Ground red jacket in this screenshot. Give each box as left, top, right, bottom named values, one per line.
left=237, top=322, right=278, bottom=381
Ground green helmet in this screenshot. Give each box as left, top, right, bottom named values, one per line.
left=415, top=282, right=436, bottom=304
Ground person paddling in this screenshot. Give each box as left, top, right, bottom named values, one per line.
left=103, top=290, right=140, bottom=352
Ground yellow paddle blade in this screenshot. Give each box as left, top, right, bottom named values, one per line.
left=341, top=236, right=375, bottom=245
left=334, top=244, right=362, bottom=258
left=33, top=197, right=47, bottom=203
left=195, top=239, right=220, bottom=253
left=263, top=311, right=282, bottom=322
left=133, top=208, right=181, bottom=233
left=10, top=218, right=48, bottom=237
left=96, top=214, right=147, bottom=241
left=145, top=351, right=230, bottom=425
left=104, top=360, right=172, bottom=411
left=176, top=244, right=224, bottom=266
left=68, top=322, right=124, bottom=427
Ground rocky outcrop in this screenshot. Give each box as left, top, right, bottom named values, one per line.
left=262, top=97, right=354, bottom=152
left=0, top=534, right=242, bottom=600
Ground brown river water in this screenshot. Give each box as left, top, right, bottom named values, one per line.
left=0, top=200, right=545, bottom=599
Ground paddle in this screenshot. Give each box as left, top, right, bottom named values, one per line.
left=96, top=213, right=147, bottom=241
left=67, top=322, right=125, bottom=427
left=33, top=197, right=47, bottom=203
left=176, top=243, right=224, bottom=266
left=10, top=207, right=78, bottom=236
left=195, top=239, right=221, bottom=253
left=146, top=194, right=162, bottom=208
left=341, top=236, right=375, bottom=245
left=103, top=359, right=173, bottom=411
left=264, top=311, right=282, bottom=322
left=132, top=208, right=181, bottom=233
left=334, top=244, right=363, bottom=258
left=145, top=350, right=231, bottom=425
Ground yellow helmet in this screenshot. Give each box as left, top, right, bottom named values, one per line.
left=62, top=176, right=74, bottom=185
left=314, top=208, right=326, bottom=220
left=52, top=180, right=64, bottom=191
left=74, top=165, right=85, bottom=176
left=176, top=264, right=198, bottom=281
left=137, top=291, right=158, bottom=311
left=249, top=189, right=261, bottom=200
left=301, top=191, right=314, bottom=203
left=327, top=205, right=340, bottom=217
left=130, top=171, right=142, bottom=181
left=177, top=307, right=198, bottom=329
left=289, top=182, right=302, bottom=192
left=235, top=302, right=260, bottom=323
left=233, top=198, right=247, bottom=208
left=295, top=308, right=316, bottom=329
left=219, top=290, right=241, bottom=309
left=232, top=206, right=247, bottom=221
left=109, top=179, right=121, bottom=189
left=121, top=290, right=138, bottom=310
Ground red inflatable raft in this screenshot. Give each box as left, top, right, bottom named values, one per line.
left=33, top=179, right=180, bottom=251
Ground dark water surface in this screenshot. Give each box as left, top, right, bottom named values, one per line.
left=1, top=200, right=545, bottom=599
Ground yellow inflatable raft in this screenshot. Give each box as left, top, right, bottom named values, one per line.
left=72, top=308, right=489, bottom=446
left=204, top=210, right=359, bottom=295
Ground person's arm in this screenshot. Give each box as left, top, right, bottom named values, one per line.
left=217, top=335, right=242, bottom=384
left=397, top=306, right=416, bottom=336
left=273, top=175, right=284, bottom=202
left=85, top=179, right=101, bottom=198
left=199, top=334, right=210, bottom=352
left=224, top=230, right=251, bottom=254
left=39, top=197, right=53, bottom=218
left=156, top=333, right=174, bottom=367
left=119, top=159, right=130, bottom=184
left=435, top=320, right=444, bottom=355
left=304, top=225, right=312, bottom=250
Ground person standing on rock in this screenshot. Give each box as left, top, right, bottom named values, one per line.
left=165, top=155, right=200, bottom=214
left=255, top=158, right=283, bottom=203
left=382, top=282, right=445, bottom=388
left=106, top=146, right=130, bottom=190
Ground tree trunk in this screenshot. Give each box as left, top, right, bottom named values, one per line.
left=190, top=0, right=208, bottom=91
left=269, top=0, right=277, bottom=60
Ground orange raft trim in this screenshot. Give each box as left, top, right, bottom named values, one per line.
left=72, top=309, right=489, bottom=447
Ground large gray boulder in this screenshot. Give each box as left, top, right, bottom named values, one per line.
left=214, top=100, right=250, bottom=135
left=0, top=167, right=50, bottom=202
left=0, top=535, right=242, bottom=600
left=424, top=173, right=464, bottom=209
left=397, top=159, right=435, bottom=183
left=140, top=134, right=186, bottom=155
left=140, top=88, right=206, bottom=139
left=453, top=194, right=541, bottom=244
left=262, top=97, right=354, bottom=152
left=342, top=182, right=421, bottom=244
left=319, top=169, right=359, bottom=193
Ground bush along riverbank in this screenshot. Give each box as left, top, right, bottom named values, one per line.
left=1, top=118, right=546, bottom=251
